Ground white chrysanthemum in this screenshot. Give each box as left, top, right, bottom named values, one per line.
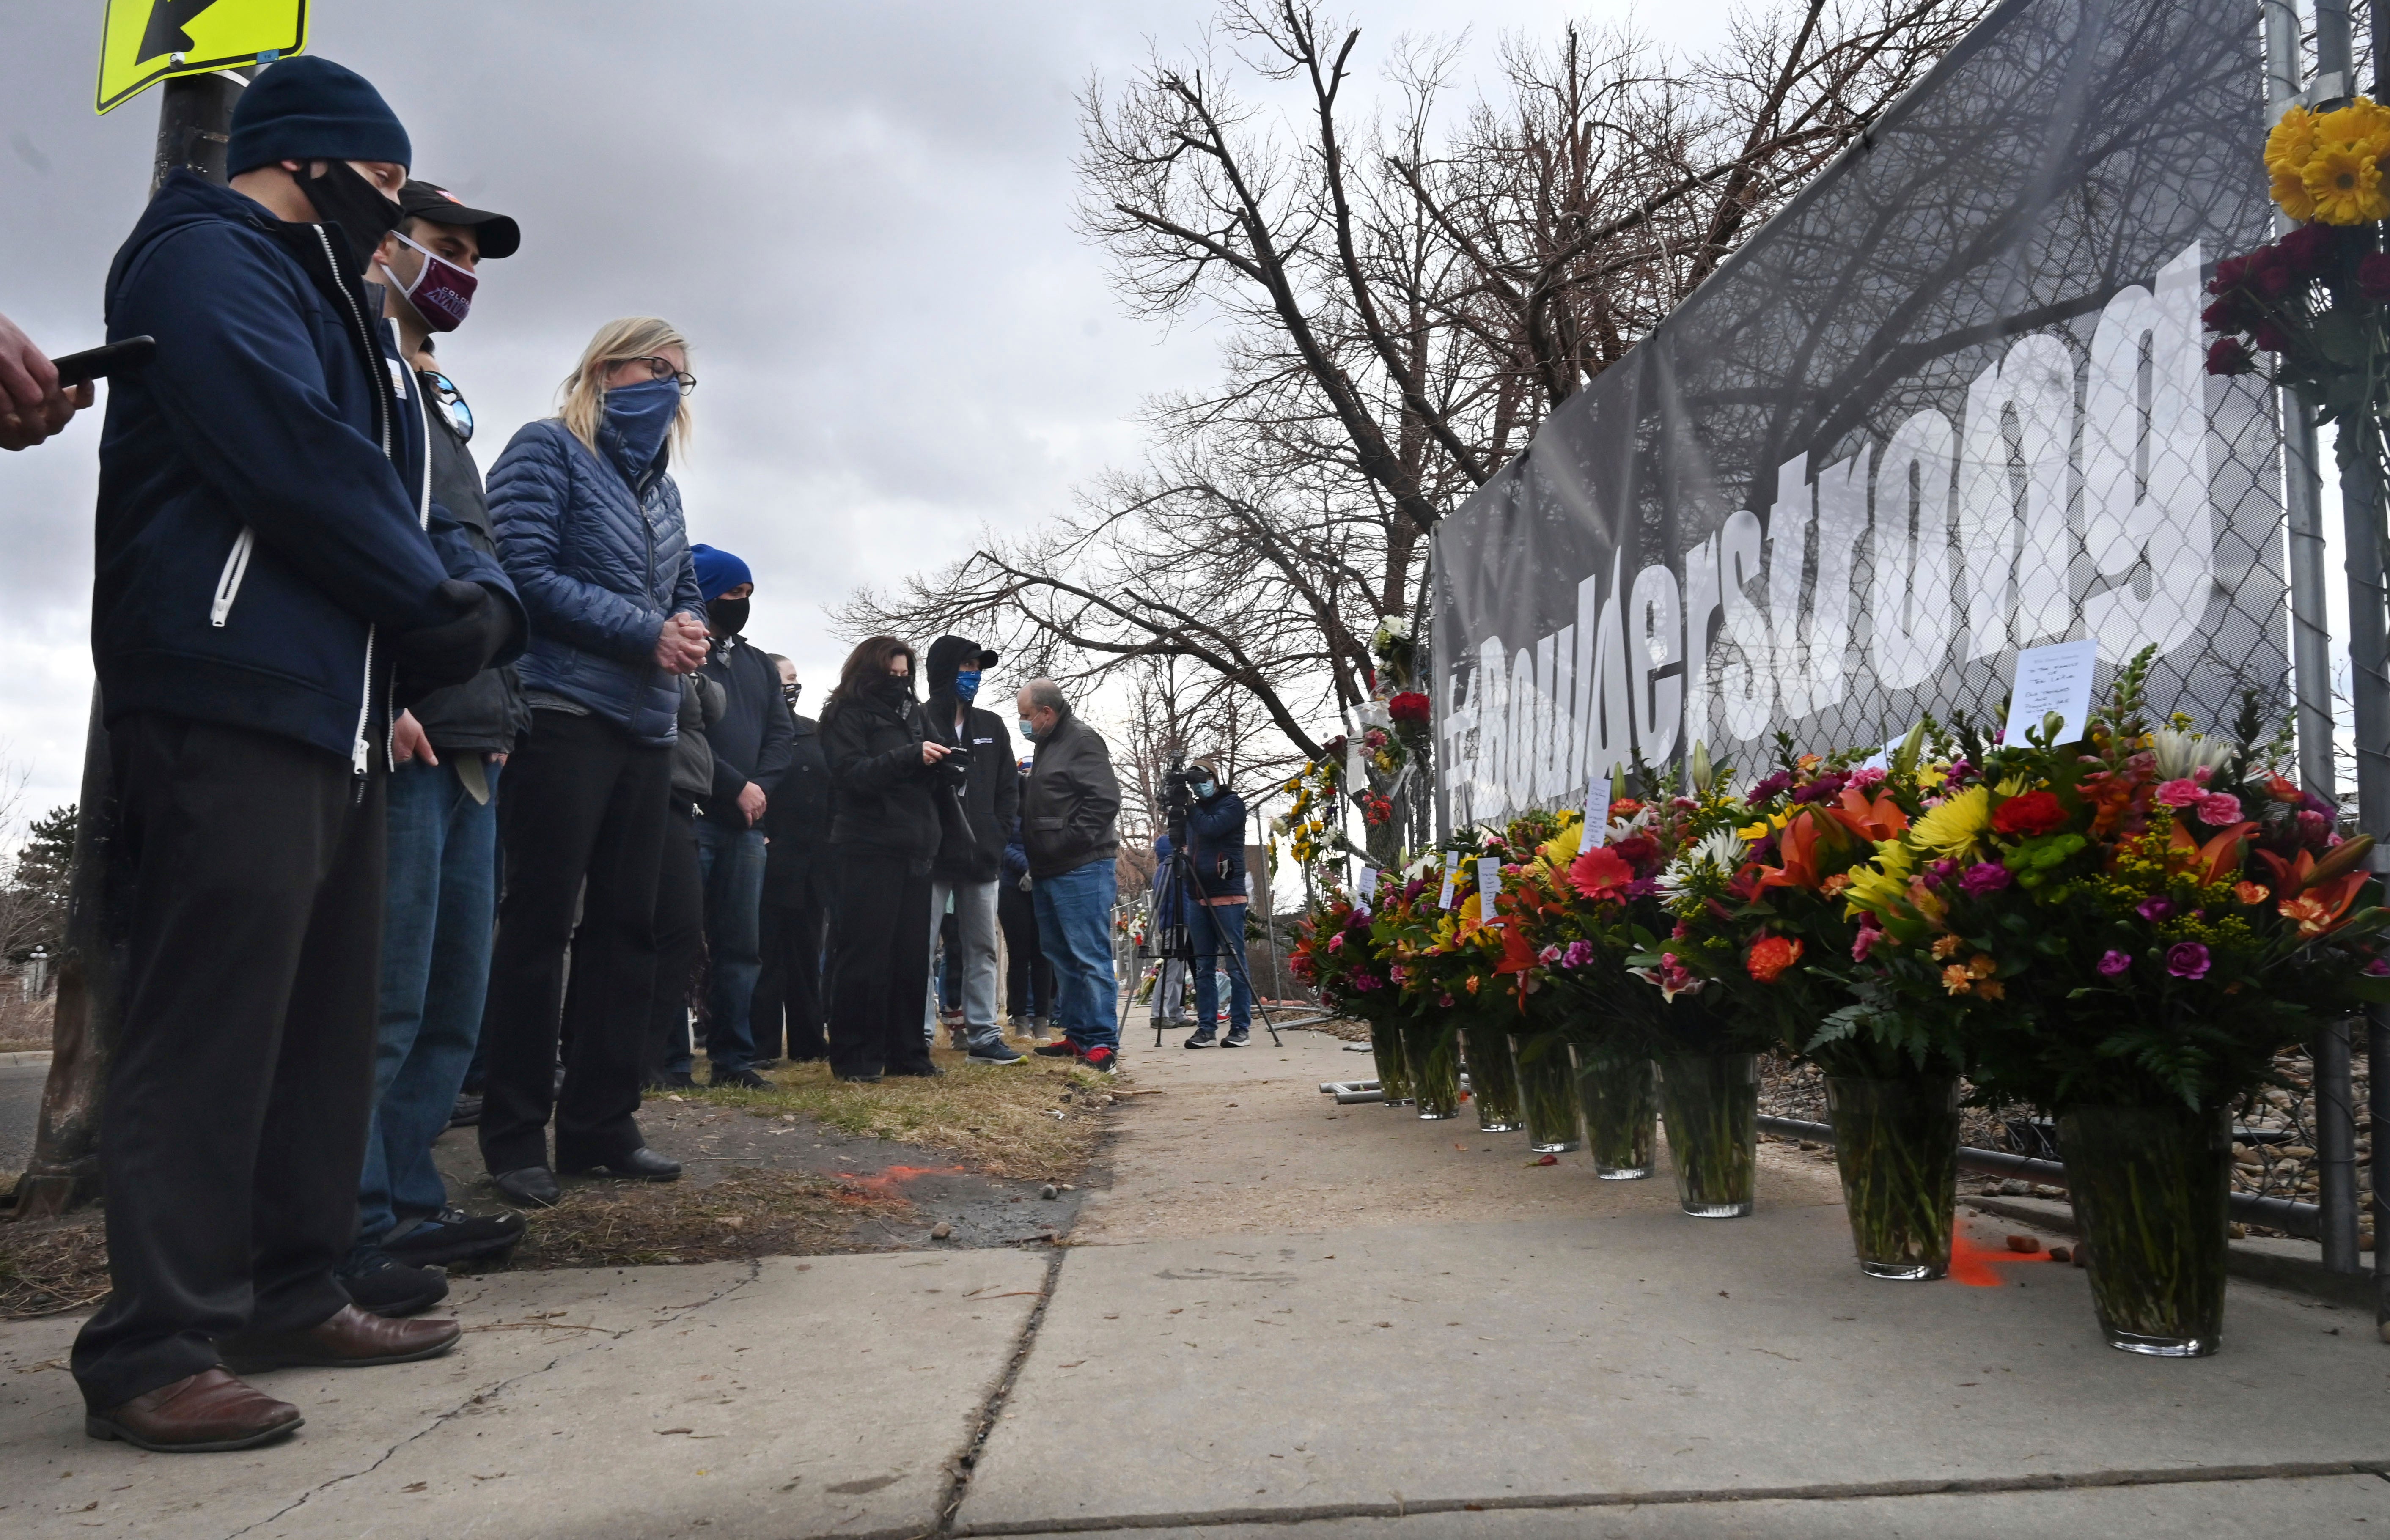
left=1657, top=828, right=1744, bottom=901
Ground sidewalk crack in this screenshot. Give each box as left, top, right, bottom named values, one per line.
left=217, top=1259, right=764, bottom=1540
left=930, top=1247, right=1068, bottom=1539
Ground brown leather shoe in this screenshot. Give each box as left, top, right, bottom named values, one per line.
left=86, top=1367, right=303, bottom=1452
left=218, top=1304, right=461, bottom=1373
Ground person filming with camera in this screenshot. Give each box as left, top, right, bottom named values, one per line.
left=1178, top=759, right=1253, bottom=1049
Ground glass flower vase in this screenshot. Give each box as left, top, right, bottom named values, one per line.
left=1402, top=1016, right=1461, bottom=1120
left=1570, top=1043, right=1655, bottom=1179
left=1369, top=1018, right=1413, bottom=1106
left=1824, top=1075, right=1959, bottom=1280
left=2058, top=1105, right=2231, bottom=1357
left=1461, top=1027, right=1522, bottom=1132
left=1657, top=1052, right=1757, bottom=1217
left=1513, top=1035, right=1580, bottom=1153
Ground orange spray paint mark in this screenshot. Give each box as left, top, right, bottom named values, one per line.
left=834, top=1164, right=967, bottom=1195
left=1946, top=1230, right=2052, bottom=1287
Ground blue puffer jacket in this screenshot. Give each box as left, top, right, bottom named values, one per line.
left=485, top=415, right=706, bottom=745
left=94, top=171, right=523, bottom=764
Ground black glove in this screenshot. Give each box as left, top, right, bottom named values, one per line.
left=392, top=579, right=513, bottom=697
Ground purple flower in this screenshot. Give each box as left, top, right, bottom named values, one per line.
left=1349, top=968, right=1382, bottom=992
left=1624, top=877, right=1660, bottom=900
left=2136, top=896, right=2174, bottom=923
left=2097, top=949, right=2132, bottom=977
left=1748, top=771, right=1794, bottom=801
left=2165, top=942, right=2211, bottom=981
left=2367, top=957, right=2390, bottom=977
left=1561, top=939, right=1596, bottom=969
left=1959, top=863, right=2012, bottom=896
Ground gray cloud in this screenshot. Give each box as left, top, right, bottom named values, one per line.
left=0, top=0, right=1717, bottom=818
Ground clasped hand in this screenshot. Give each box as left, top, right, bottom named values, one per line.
left=654, top=612, right=708, bottom=675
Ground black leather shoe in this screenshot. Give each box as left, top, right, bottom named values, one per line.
left=492, top=1166, right=561, bottom=1208
left=887, top=1065, right=945, bottom=1079
left=709, top=1066, right=769, bottom=1090
left=447, top=1093, right=483, bottom=1128
left=838, top=1072, right=882, bottom=1084
left=562, top=1147, right=681, bottom=1181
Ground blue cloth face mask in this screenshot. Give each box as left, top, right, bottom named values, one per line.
left=953, top=669, right=981, bottom=703
left=1191, top=778, right=1217, bottom=800
left=1018, top=716, right=1038, bottom=743
left=602, top=376, right=681, bottom=470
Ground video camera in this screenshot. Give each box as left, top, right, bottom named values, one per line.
left=1162, top=750, right=1195, bottom=844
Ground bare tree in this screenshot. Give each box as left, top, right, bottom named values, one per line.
left=843, top=0, right=1992, bottom=772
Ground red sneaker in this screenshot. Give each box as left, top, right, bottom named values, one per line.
left=1082, top=1046, right=1118, bottom=1075
left=1032, top=1039, right=1080, bottom=1058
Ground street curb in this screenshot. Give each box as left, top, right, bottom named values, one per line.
left=0, top=1050, right=52, bottom=1068
left=1965, top=1193, right=2377, bottom=1312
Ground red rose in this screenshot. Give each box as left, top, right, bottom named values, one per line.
left=2251, top=320, right=2291, bottom=354
left=2204, top=338, right=2253, bottom=376
left=2210, top=255, right=2249, bottom=290
left=1990, top=789, right=2066, bottom=837
left=2279, top=221, right=2337, bottom=277
left=1387, top=691, right=1431, bottom=723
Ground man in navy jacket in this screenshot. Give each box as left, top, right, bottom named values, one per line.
left=73, top=57, right=523, bottom=1455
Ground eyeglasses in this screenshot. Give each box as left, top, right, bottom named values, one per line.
left=627, top=355, right=698, bottom=395
left=424, top=370, right=473, bottom=443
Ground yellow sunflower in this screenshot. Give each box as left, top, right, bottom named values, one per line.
left=2265, top=105, right=2317, bottom=178
left=2304, top=145, right=2390, bottom=225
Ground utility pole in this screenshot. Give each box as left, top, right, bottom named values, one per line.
left=11, top=68, right=249, bottom=1219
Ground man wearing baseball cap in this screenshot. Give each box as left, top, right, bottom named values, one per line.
left=338, top=179, right=533, bottom=1318
left=74, top=55, right=523, bottom=1452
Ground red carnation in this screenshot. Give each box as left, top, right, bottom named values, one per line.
left=1387, top=691, right=1431, bottom=724
left=2362, top=252, right=2390, bottom=303
left=2251, top=320, right=2291, bottom=354
left=2204, top=337, right=2253, bottom=376
left=2279, top=221, right=2337, bottom=276
left=1990, top=789, right=2066, bottom=837
left=2209, top=255, right=2248, bottom=291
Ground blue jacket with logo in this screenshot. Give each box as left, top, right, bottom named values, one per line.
left=484, top=415, right=705, bottom=746
left=94, top=170, right=522, bottom=764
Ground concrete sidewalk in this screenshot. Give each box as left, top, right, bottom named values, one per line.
left=2, top=1029, right=2384, bottom=1539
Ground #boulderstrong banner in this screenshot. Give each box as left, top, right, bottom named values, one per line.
left=1430, top=0, right=2286, bottom=832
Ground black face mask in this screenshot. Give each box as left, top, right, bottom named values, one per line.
left=874, top=674, right=913, bottom=704
left=710, top=597, right=750, bottom=636
left=300, top=160, right=403, bottom=274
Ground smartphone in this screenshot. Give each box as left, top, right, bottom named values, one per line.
left=49, top=336, right=157, bottom=386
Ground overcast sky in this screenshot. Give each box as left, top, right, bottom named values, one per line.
left=0, top=1, right=1728, bottom=822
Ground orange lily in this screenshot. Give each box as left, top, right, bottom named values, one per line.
left=2165, top=819, right=2255, bottom=887
left=1754, top=810, right=1827, bottom=892
left=2253, top=845, right=2371, bottom=939
left=1830, top=785, right=1909, bottom=843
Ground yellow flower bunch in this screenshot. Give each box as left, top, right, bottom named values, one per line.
left=2268, top=98, right=2390, bottom=225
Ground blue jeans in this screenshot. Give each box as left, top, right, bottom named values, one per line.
left=1186, top=898, right=1252, bottom=1034
left=1034, top=858, right=1119, bottom=1051
left=696, top=820, right=767, bottom=1071
left=357, top=758, right=500, bottom=1251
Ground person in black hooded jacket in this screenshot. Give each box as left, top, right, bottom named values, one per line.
left=819, top=635, right=945, bottom=1080
left=921, top=635, right=1023, bottom=1064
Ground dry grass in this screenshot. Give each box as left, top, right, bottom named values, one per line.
left=676, top=1049, right=1114, bottom=1181
left=480, top=1168, right=916, bottom=1273
left=0, top=1211, right=108, bottom=1320
left=0, top=994, right=52, bottom=1054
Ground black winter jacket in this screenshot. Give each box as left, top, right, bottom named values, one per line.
left=698, top=635, right=795, bottom=830
left=763, top=710, right=832, bottom=903
left=95, top=171, right=523, bottom=763
left=406, top=365, right=528, bottom=755
left=821, top=688, right=941, bottom=869
left=1022, top=708, right=1121, bottom=879
left=923, top=637, right=1019, bottom=882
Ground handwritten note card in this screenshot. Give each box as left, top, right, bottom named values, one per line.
left=2004, top=639, right=2099, bottom=748
left=1580, top=770, right=1612, bottom=853
left=1437, top=856, right=1458, bottom=910
left=1477, top=856, right=1502, bottom=924
left=1356, top=866, right=1377, bottom=908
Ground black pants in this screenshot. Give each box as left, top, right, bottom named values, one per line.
left=998, top=880, right=1054, bottom=1019
left=827, top=851, right=934, bottom=1079
left=753, top=853, right=831, bottom=1061
left=642, top=802, right=705, bottom=1078
left=72, top=716, right=386, bottom=1412
left=479, top=709, right=670, bottom=1173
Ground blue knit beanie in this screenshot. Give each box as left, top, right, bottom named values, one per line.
left=227, top=57, right=412, bottom=176
left=690, top=544, right=753, bottom=601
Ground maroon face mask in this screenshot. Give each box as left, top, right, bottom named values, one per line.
left=384, top=230, right=478, bottom=332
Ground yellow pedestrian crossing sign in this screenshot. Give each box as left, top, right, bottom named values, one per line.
left=96, top=0, right=310, bottom=115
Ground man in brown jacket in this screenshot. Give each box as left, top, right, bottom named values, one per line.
left=1015, top=679, right=1123, bottom=1073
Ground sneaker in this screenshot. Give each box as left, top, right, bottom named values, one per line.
left=948, top=1027, right=970, bottom=1051
left=1033, top=1040, right=1080, bottom=1058
left=709, top=1065, right=769, bottom=1090
left=1223, top=1027, right=1251, bottom=1047
left=751, top=1058, right=781, bottom=1072
left=888, top=1064, right=946, bottom=1078
left=447, top=1093, right=483, bottom=1128
left=969, top=1040, right=1026, bottom=1065
left=1082, top=1045, right=1118, bottom=1075
left=383, top=1207, right=527, bottom=1268
left=1182, top=1028, right=1217, bottom=1049
left=340, top=1251, right=448, bottom=1318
